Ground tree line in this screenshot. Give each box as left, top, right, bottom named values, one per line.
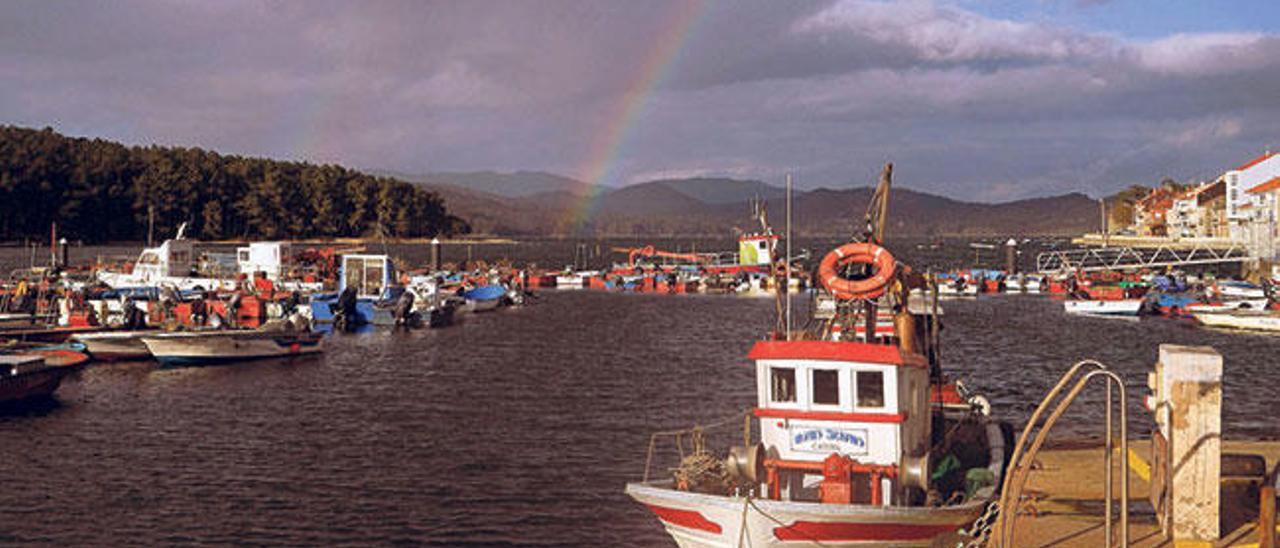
left=0, top=126, right=469, bottom=243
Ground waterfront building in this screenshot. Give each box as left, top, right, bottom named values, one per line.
left=1197, top=180, right=1229, bottom=238
left=1167, top=183, right=1211, bottom=238
left=1221, top=151, right=1278, bottom=242
left=1242, top=152, right=1280, bottom=260
left=1133, top=185, right=1178, bottom=236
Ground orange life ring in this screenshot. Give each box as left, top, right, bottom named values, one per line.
left=818, top=242, right=896, bottom=300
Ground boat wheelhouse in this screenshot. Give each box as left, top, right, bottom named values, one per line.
left=748, top=340, right=931, bottom=506
left=96, top=227, right=321, bottom=293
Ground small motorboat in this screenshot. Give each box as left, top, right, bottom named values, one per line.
left=1063, top=299, right=1144, bottom=317
left=462, top=285, right=507, bottom=312
left=937, top=276, right=979, bottom=298
left=1003, top=274, right=1045, bottom=294
left=1216, top=280, right=1266, bottom=300
left=1192, top=309, right=1280, bottom=332
left=555, top=270, right=599, bottom=289
left=141, top=329, right=323, bottom=367
left=0, top=350, right=89, bottom=404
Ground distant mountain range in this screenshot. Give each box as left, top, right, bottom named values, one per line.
left=389, top=170, right=1101, bottom=237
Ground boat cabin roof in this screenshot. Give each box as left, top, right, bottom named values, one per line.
left=748, top=340, right=927, bottom=369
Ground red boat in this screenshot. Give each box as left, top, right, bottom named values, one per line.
left=0, top=349, right=88, bottom=404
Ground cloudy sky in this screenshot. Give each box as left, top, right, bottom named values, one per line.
left=3, top=1, right=1279, bottom=201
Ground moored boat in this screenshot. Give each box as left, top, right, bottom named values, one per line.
left=0, top=350, right=88, bottom=404
left=140, top=329, right=323, bottom=367
left=1062, top=299, right=1144, bottom=317
left=461, top=285, right=506, bottom=312
left=1192, top=309, right=1280, bottom=332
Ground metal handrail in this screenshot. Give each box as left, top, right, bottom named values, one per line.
left=997, top=360, right=1108, bottom=521
left=994, top=362, right=1129, bottom=547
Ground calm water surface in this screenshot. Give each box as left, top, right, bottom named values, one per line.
left=1, top=241, right=1276, bottom=546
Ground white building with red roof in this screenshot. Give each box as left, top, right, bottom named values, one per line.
left=1167, top=183, right=1212, bottom=238
left=1237, top=151, right=1280, bottom=257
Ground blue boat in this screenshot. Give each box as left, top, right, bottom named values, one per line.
left=462, top=285, right=507, bottom=312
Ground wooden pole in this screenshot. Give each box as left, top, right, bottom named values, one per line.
left=1262, top=483, right=1276, bottom=548
left=1101, top=198, right=1110, bottom=248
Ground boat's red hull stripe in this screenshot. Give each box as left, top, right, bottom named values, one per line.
left=748, top=340, right=926, bottom=368
left=644, top=504, right=722, bottom=534
left=774, top=520, right=961, bottom=541
left=754, top=407, right=906, bottom=423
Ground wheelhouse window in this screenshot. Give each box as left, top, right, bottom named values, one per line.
left=770, top=367, right=796, bottom=403
left=855, top=370, right=885, bottom=408
left=811, top=369, right=840, bottom=406
left=344, top=258, right=363, bottom=293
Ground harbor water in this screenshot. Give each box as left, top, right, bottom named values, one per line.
left=1, top=241, right=1276, bottom=545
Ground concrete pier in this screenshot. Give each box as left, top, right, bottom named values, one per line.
left=1009, top=440, right=1280, bottom=547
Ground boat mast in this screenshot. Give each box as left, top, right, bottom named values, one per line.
left=861, top=164, right=893, bottom=341
left=785, top=174, right=793, bottom=339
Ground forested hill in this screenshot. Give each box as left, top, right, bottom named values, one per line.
left=0, top=126, right=469, bottom=243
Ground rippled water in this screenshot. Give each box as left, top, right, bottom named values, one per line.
left=2, top=241, right=1277, bottom=545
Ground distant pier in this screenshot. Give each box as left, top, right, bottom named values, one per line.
left=1038, top=233, right=1252, bottom=273
left=1072, top=233, right=1238, bottom=250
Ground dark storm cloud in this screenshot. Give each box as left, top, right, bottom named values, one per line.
left=2, top=0, right=1278, bottom=201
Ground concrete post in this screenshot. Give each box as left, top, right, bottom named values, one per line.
left=1004, top=238, right=1018, bottom=275
left=1151, top=344, right=1223, bottom=542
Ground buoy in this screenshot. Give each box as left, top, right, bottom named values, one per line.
left=817, top=242, right=896, bottom=300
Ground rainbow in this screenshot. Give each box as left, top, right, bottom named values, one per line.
left=561, top=1, right=707, bottom=232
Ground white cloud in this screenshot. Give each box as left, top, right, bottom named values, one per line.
left=397, top=62, right=520, bottom=108
left=1132, top=32, right=1274, bottom=76
left=795, top=0, right=1111, bottom=63
left=1158, top=117, right=1244, bottom=148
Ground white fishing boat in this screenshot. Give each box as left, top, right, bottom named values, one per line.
left=140, top=329, right=323, bottom=367
left=96, top=226, right=321, bottom=293
left=1002, top=274, right=1045, bottom=294
left=1192, top=309, right=1280, bottom=332
left=937, top=280, right=978, bottom=298
left=1185, top=300, right=1269, bottom=313
left=1215, top=280, right=1265, bottom=300
left=626, top=166, right=1007, bottom=547
left=1063, top=299, right=1144, bottom=316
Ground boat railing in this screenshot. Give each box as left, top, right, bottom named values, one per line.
left=992, top=360, right=1129, bottom=547
left=641, top=409, right=752, bottom=483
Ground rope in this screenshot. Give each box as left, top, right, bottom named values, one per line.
left=642, top=409, right=752, bottom=482
left=743, top=496, right=832, bottom=547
